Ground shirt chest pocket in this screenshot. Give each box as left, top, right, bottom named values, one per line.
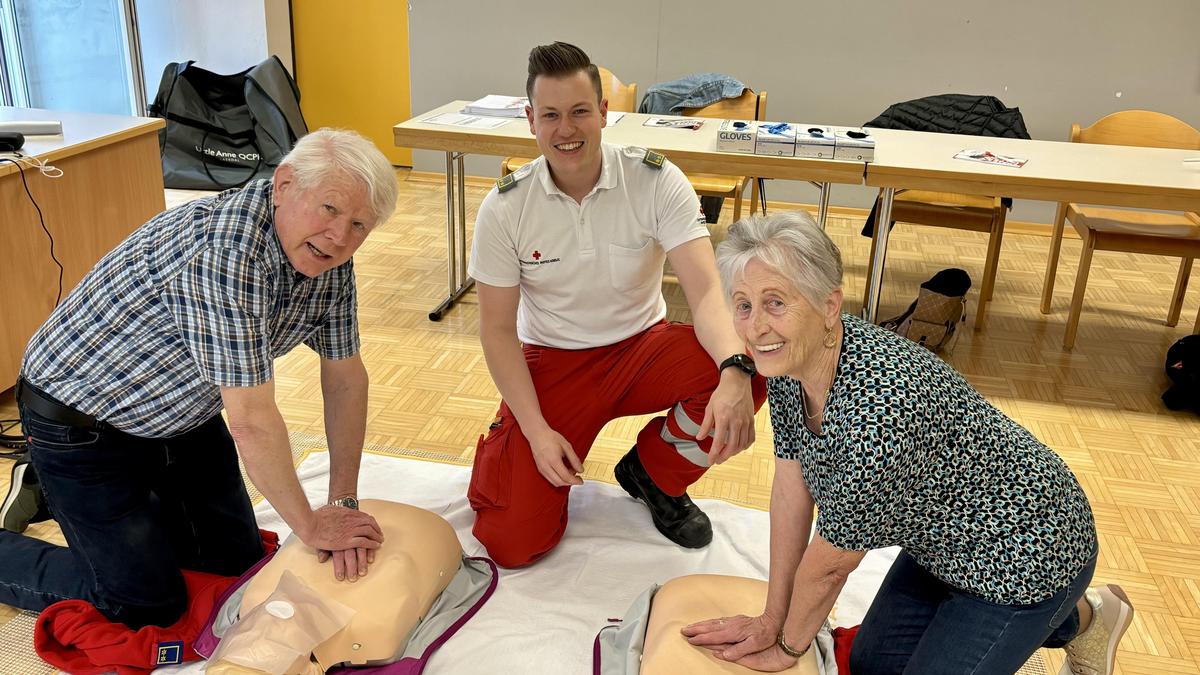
left=608, top=239, right=659, bottom=292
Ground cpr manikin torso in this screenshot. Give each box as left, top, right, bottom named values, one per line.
left=232, top=500, right=462, bottom=672
left=643, top=575, right=819, bottom=674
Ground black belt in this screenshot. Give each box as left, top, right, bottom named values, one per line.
left=16, top=378, right=101, bottom=429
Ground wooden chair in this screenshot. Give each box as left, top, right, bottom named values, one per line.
left=1040, top=110, right=1200, bottom=348
left=680, top=90, right=768, bottom=234
left=499, top=66, right=637, bottom=176
left=863, top=190, right=1008, bottom=331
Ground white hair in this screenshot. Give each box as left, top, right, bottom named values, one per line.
left=715, top=211, right=844, bottom=310
left=278, top=128, right=398, bottom=224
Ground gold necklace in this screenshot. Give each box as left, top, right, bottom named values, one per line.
left=800, top=385, right=831, bottom=419
left=799, top=342, right=838, bottom=420
left=800, top=389, right=819, bottom=419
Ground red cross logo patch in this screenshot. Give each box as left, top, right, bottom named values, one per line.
left=532, top=250, right=542, bottom=260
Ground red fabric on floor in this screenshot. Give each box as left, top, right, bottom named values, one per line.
left=833, top=625, right=860, bottom=674
left=33, top=529, right=278, bottom=675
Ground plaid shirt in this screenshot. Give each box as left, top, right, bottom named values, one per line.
left=21, top=179, right=359, bottom=437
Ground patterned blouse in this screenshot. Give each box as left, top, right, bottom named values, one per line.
left=769, top=314, right=1096, bottom=605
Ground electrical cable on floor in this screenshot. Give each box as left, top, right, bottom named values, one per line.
left=0, top=419, right=24, bottom=457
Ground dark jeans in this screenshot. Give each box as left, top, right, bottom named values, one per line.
left=0, top=401, right=263, bottom=628
left=850, top=549, right=1097, bottom=675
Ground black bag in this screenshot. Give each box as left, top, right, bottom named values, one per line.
left=149, top=55, right=308, bottom=190
left=879, top=268, right=972, bottom=353
left=1162, top=335, right=1200, bottom=413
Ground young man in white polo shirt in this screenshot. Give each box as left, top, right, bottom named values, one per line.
left=467, top=42, right=766, bottom=568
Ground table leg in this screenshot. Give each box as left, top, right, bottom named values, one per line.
left=862, top=187, right=895, bottom=323
left=428, top=151, right=476, bottom=321
left=445, top=153, right=457, bottom=295
left=457, top=153, right=469, bottom=288
left=808, top=182, right=831, bottom=229
left=818, top=182, right=831, bottom=229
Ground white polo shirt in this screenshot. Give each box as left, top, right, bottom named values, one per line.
left=469, top=143, right=708, bottom=350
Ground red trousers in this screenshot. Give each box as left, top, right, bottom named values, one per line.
left=469, top=322, right=766, bottom=568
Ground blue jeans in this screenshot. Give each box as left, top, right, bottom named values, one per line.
left=0, top=402, right=263, bottom=628
left=850, top=549, right=1096, bottom=675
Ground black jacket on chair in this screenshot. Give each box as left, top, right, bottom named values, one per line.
left=866, top=93, right=1031, bottom=139
left=861, top=94, right=1031, bottom=235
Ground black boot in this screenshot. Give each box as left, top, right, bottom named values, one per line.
left=1, top=453, right=52, bottom=533
left=614, top=446, right=712, bottom=548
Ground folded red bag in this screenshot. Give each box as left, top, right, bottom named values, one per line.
left=34, top=529, right=279, bottom=675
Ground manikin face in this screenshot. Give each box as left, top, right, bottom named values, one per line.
left=272, top=165, right=377, bottom=277
left=526, top=70, right=608, bottom=188
left=729, top=257, right=842, bottom=379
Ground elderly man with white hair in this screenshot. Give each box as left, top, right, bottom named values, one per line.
left=0, top=129, right=396, bottom=628
left=682, top=211, right=1133, bottom=675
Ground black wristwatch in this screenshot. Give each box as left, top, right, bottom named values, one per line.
left=719, top=353, right=757, bottom=377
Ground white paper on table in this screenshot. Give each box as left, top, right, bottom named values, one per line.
left=953, top=149, right=1029, bottom=168
left=461, top=94, right=528, bottom=117
left=605, top=111, right=626, bottom=125
left=421, top=113, right=513, bottom=130
left=642, top=116, right=704, bottom=130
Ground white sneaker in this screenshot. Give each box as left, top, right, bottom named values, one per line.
left=1059, top=585, right=1134, bottom=675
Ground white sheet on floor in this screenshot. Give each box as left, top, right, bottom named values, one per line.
left=163, top=451, right=897, bottom=674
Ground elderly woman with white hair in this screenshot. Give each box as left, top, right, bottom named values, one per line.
left=681, top=211, right=1133, bottom=675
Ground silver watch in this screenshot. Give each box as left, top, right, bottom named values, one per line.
left=329, top=495, right=359, bottom=510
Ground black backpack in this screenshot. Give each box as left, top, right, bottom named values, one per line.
left=1163, top=335, right=1200, bottom=413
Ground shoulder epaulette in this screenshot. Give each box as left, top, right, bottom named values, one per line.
left=496, top=172, right=518, bottom=193
left=642, top=149, right=666, bottom=169
left=495, top=162, right=533, bottom=193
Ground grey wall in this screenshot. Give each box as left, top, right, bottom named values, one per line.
left=409, top=0, right=1200, bottom=224
left=138, top=0, right=269, bottom=100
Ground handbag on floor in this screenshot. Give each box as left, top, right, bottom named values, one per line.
left=1162, top=334, right=1200, bottom=414
left=879, top=268, right=972, bottom=353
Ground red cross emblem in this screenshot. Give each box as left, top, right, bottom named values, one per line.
left=532, top=250, right=541, bottom=260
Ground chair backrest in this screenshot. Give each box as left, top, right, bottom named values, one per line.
left=1073, top=110, right=1200, bottom=150
left=681, top=89, right=768, bottom=122
left=598, top=66, right=637, bottom=113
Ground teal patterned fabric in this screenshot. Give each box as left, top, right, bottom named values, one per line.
left=769, top=314, right=1096, bottom=605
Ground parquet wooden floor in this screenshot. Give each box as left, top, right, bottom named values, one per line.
left=1, top=171, right=1197, bottom=674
